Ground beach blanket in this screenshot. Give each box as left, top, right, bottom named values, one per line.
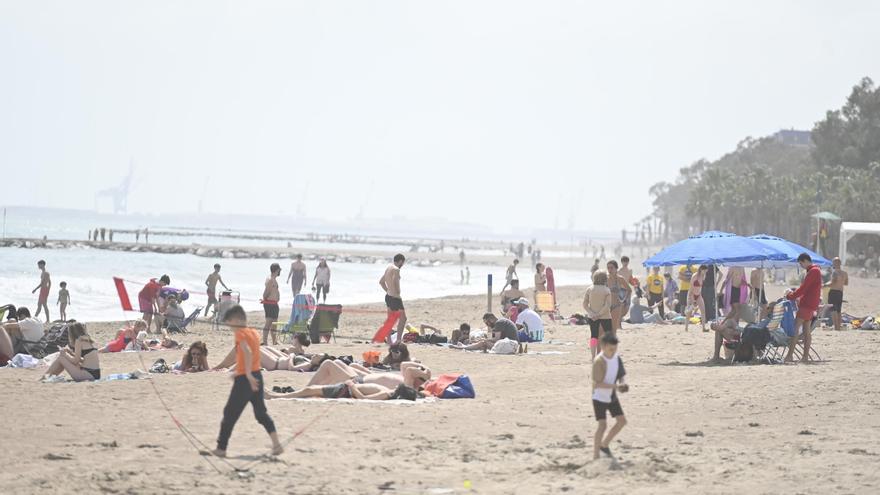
left=422, top=374, right=475, bottom=398
left=274, top=396, right=437, bottom=405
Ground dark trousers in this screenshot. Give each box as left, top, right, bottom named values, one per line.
left=217, top=371, right=276, bottom=451
left=648, top=292, right=665, bottom=318
left=677, top=290, right=688, bottom=313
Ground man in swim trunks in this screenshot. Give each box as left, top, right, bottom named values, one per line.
left=785, top=253, right=822, bottom=363
left=824, top=257, right=848, bottom=331
left=31, top=260, right=51, bottom=323
left=262, top=263, right=282, bottom=346
left=380, top=254, right=407, bottom=345
left=205, top=264, right=229, bottom=317
left=287, top=254, right=307, bottom=297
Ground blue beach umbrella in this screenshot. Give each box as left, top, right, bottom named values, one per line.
left=643, top=231, right=788, bottom=267
left=742, top=234, right=832, bottom=267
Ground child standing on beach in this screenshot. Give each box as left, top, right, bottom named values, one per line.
left=212, top=305, right=283, bottom=458
left=592, top=334, right=628, bottom=460
left=57, top=282, right=71, bottom=321
left=262, top=263, right=282, bottom=346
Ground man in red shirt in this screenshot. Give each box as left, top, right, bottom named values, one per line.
left=785, top=253, right=822, bottom=363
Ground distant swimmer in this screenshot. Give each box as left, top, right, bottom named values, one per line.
left=32, top=260, right=51, bottom=323
left=380, top=254, right=407, bottom=345
left=287, top=254, right=307, bottom=297
left=205, top=264, right=229, bottom=317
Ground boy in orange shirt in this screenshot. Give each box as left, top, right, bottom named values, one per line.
left=213, top=305, right=283, bottom=457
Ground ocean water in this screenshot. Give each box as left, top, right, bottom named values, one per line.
left=1, top=246, right=588, bottom=322
left=0, top=207, right=594, bottom=321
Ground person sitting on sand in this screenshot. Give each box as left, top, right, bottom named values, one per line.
left=173, top=341, right=210, bottom=372
left=501, top=279, right=525, bottom=310
left=100, top=319, right=147, bottom=353
left=513, top=298, right=544, bottom=342
left=280, top=333, right=311, bottom=357
left=305, top=360, right=431, bottom=389
left=1, top=307, right=45, bottom=353
left=381, top=343, right=412, bottom=370
left=0, top=325, right=15, bottom=367
left=450, top=323, right=471, bottom=345
left=267, top=381, right=420, bottom=401
left=42, top=323, right=100, bottom=382
left=451, top=313, right=518, bottom=351
left=710, top=317, right=742, bottom=363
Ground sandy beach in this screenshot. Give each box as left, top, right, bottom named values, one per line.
left=2, top=279, right=880, bottom=495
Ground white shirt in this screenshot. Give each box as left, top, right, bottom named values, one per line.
left=592, top=353, right=619, bottom=403
left=18, top=318, right=44, bottom=342
left=516, top=308, right=544, bottom=339
left=315, top=266, right=331, bottom=285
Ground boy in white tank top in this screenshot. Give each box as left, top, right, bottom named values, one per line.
left=591, top=333, right=629, bottom=459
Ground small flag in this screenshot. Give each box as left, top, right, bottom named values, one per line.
left=114, top=277, right=133, bottom=311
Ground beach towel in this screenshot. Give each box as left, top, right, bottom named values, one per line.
left=723, top=276, right=750, bottom=313
left=275, top=396, right=437, bottom=405
left=422, top=374, right=476, bottom=399
left=781, top=300, right=797, bottom=337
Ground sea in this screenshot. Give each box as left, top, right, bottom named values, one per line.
left=1, top=207, right=594, bottom=321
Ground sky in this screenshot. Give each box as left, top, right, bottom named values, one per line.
left=1, top=1, right=879, bottom=235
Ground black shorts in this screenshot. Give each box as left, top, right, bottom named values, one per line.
left=730, top=286, right=741, bottom=304
left=385, top=295, right=404, bottom=311
left=828, top=289, right=843, bottom=313
left=587, top=318, right=613, bottom=339
left=263, top=303, right=279, bottom=320
left=315, top=283, right=329, bottom=297
left=322, top=383, right=351, bottom=399
left=593, top=395, right=624, bottom=421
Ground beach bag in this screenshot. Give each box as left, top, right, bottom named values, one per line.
left=422, top=374, right=476, bottom=399
left=149, top=358, right=170, bottom=374
left=491, top=338, right=519, bottom=355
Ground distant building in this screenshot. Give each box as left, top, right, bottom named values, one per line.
left=774, top=129, right=813, bottom=147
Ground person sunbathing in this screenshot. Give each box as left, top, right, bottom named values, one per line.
left=174, top=341, right=210, bottom=372
left=306, top=359, right=430, bottom=389
left=41, top=323, right=101, bottom=381
left=100, top=320, right=147, bottom=353
left=381, top=343, right=411, bottom=370
left=266, top=381, right=420, bottom=401
left=212, top=345, right=331, bottom=372
left=279, top=334, right=311, bottom=356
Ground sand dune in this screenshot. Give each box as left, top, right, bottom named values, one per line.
left=2, top=279, right=880, bottom=494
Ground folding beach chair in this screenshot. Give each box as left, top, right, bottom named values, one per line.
left=759, top=301, right=822, bottom=363
left=167, top=308, right=202, bottom=334
left=275, top=320, right=309, bottom=344
left=310, top=304, right=342, bottom=343
left=534, top=291, right=561, bottom=320
left=16, top=320, right=71, bottom=358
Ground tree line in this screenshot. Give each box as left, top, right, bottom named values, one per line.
left=643, top=77, right=880, bottom=256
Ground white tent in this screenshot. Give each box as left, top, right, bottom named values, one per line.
left=839, top=222, right=880, bottom=265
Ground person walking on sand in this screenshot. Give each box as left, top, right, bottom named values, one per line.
left=606, top=260, right=631, bottom=332
left=785, top=254, right=822, bottom=363
left=32, top=260, right=51, bottom=323
left=684, top=265, right=709, bottom=332
left=212, top=305, right=283, bottom=458
left=592, top=333, right=628, bottom=460
left=262, top=263, right=282, bottom=346
left=824, top=257, right=848, bottom=331
left=205, top=264, right=229, bottom=317
left=311, top=258, right=331, bottom=303
left=500, top=259, right=520, bottom=294
left=584, top=270, right=612, bottom=359
left=287, top=254, right=307, bottom=297
left=57, top=281, right=71, bottom=322
left=618, top=256, right=634, bottom=312
left=380, top=254, right=407, bottom=345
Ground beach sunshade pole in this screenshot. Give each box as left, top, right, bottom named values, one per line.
left=487, top=274, right=493, bottom=312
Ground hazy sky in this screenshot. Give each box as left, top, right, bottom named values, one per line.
left=2, top=1, right=879, bottom=233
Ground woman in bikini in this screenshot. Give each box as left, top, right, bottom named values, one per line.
left=42, top=323, right=101, bottom=381
left=606, top=260, right=632, bottom=332
left=685, top=265, right=709, bottom=332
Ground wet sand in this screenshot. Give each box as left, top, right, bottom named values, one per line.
left=2, top=279, right=879, bottom=494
